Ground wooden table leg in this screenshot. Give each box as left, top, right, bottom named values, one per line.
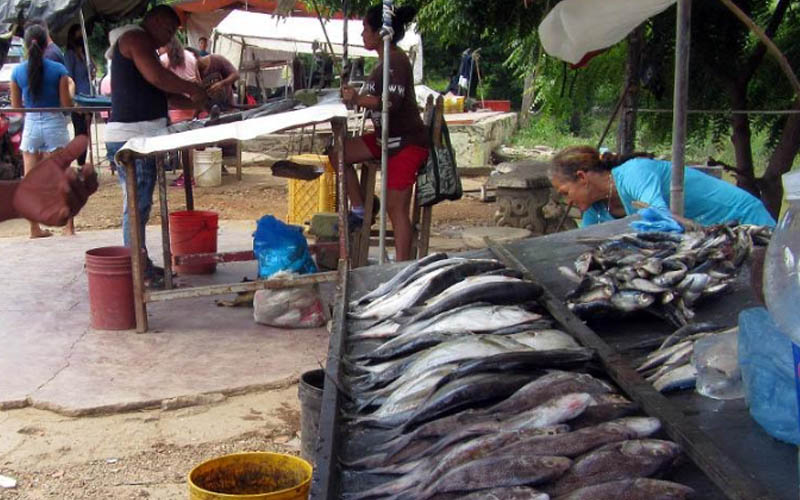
left=182, top=148, right=194, bottom=211
left=121, top=155, right=148, bottom=333
left=331, top=117, right=349, bottom=263
left=156, top=154, right=173, bottom=290
left=356, top=164, right=377, bottom=268
left=236, top=140, right=242, bottom=181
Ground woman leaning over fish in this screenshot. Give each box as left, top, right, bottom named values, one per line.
left=549, top=145, right=776, bottom=228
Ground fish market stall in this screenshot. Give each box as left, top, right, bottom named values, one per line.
left=311, top=217, right=791, bottom=499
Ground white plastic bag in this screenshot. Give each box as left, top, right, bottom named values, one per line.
left=253, top=273, right=327, bottom=329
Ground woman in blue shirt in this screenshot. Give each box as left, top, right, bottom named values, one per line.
left=65, top=24, right=95, bottom=168
left=11, top=24, right=74, bottom=238
left=549, top=145, right=776, bottom=228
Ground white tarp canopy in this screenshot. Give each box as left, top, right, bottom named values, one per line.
left=118, top=103, right=348, bottom=157
left=212, top=9, right=423, bottom=84
left=538, top=0, right=676, bottom=64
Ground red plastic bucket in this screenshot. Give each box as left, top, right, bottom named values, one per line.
left=169, top=210, right=219, bottom=275
left=85, top=246, right=135, bottom=330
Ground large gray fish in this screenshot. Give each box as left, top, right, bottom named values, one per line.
left=401, top=372, right=536, bottom=430
left=553, top=478, right=694, bottom=500
left=398, top=277, right=544, bottom=324
left=499, top=417, right=661, bottom=459
left=637, top=340, right=694, bottom=372
left=458, top=486, right=550, bottom=500
left=349, top=252, right=448, bottom=307
left=546, top=439, right=682, bottom=497
left=414, top=455, right=572, bottom=500
left=395, top=304, right=544, bottom=338
left=376, top=392, right=591, bottom=463
left=350, top=364, right=457, bottom=415
left=348, top=335, right=534, bottom=394
left=350, top=331, right=471, bottom=363
left=349, top=259, right=506, bottom=321
left=474, top=371, right=614, bottom=418
left=645, top=343, right=694, bottom=382
left=569, top=393, right=640, bottom=429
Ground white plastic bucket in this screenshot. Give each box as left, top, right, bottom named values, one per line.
left=194, top=147, right=223, bottom=187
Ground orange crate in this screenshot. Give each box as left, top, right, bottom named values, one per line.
left=286, top=154, right=336, bottom=225
left=480, top=100, right=511, bottom=112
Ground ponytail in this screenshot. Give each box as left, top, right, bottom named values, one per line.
left=551, top=145, right=654, bottom=180
left=24, top=25, right=48, bottom=101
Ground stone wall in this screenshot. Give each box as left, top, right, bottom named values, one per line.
left=447, top=112, right=518, bottom=169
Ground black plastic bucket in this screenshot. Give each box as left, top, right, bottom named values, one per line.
left=298, top=369, right=324, bottom=464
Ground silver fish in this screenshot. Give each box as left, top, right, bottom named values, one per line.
left=349, top=252, right=448, bottom=307
left=626, top=278, right=669, bottom=294
left=652, top=363, right=697, bottom=392
left=610, top=291, right=654, bottom=312
left=458, top=486, right=550, bottom=500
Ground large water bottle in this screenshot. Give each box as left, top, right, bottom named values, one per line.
left=763, top=171, right=800, bottom=342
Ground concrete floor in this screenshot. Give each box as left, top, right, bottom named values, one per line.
left=0, top=223, right=330, bottom=416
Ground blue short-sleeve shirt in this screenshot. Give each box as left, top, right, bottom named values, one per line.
left=581, top=158, right=776, bottom=227
left=11, top=59, right=68, bottom=108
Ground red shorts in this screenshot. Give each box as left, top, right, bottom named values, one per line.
left=361, top=133, right=429, bottom=190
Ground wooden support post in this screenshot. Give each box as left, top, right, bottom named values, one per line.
left=121, top=154, right=148, bottom=333
left=331, top=117, right=350, bottom=263
left=670, top=0, right=691, bottom=217
left=418, top=206, right=432, bottom=258
left=236, top=140, right=242, bottom=181
left=156, top=154, right=173, bottom=290
left=356, top=164, right=377, bottom=267
left=183, top=148, right=194, bottom=211
left=488, top=241, right=776, bottom=500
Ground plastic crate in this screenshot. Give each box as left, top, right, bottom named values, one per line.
left=480, top=100, right=511, bottom=112
left=286, top=154, right=336, bottom=225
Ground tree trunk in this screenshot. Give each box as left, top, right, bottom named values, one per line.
left=729, top=86, right=758, bottom=196
left=617, top=26, right=643, bottom=155
left=520, top=69, right=536, bottom=128
left=759, top=99, right=800, bottom=217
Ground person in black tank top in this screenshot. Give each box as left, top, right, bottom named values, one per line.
left=105, top=5, right=206, bottom=288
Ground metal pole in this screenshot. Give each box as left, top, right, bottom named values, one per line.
left=78, top=10, right=94, bottom=95
left=670, top=0, right=691, bottom=217
left=378, top=0, right=393, bottom=264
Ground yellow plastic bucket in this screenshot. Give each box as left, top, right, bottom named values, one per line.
left=188, top=452, right=313, bottom=500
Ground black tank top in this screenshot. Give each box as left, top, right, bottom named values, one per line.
left=110, top=39, right=167, bottom=123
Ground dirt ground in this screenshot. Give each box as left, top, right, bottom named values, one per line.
left=0, top=156, right=497, bottom=499
left=0, top=157, right=495, bottom=239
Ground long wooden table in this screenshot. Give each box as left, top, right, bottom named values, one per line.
left=311, top=217, right=793, bottom=499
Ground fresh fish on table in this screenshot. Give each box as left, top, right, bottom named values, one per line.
left=348, top=259, right=505, bottom=321
left=395, top=304, right=544, bottom=338
left=645, top=342, right=694, bottom=382
left=349, top=363, right=457, bottom=415
left=545, top=439, right=682, bottom=497
left=350, top=330, right=470, bottom=363
left=610, top=291, right=655, bottom=312
left=414, top=455, right=572, bottom=500
left=348, top=334, right=536, bottom=394
left=637, top=340, right=694, bottom=373
left=400, top=372, right=536, bottom=430
left=398, top=277, right=543, bottom=324
left=652, top=363, right=698, bottom=392
left=498, top=417, right=662, bottom=459
left=458, top=486, right=550, bottom=500
left=349, top=252, right=447, bottom=307
left=553, top=478, right=695, bottom=500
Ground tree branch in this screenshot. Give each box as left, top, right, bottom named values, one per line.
left=717, top=0, right=800, bottom=96
left=740, top=0, right=791, bottom=81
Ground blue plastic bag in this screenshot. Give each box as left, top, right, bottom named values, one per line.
left=738, top=307, right=800, bottom=444
left=253, top=216, right=317, bottom=278
left=630, top=207, right=685, bottom=233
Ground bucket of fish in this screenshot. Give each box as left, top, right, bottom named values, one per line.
left=188, top=452, right=312, bottom=500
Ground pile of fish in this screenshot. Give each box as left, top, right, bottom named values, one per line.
left=636, top=322, right=734, bottom=393
left=563, top=224, right=772, bottom=326
left=339, top=253, right=696, bottom=499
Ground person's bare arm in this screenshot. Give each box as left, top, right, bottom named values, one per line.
left=10, top=80, right=22, bottom=108
left=60, top=75, right=74, bottom=107
left=119, top=30, right=205, bottom=104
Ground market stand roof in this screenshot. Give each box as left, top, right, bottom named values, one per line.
left=0, top=0, right=150, bottom=34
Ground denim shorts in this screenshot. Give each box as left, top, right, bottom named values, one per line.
left=20, top=112, right=70, bottom=153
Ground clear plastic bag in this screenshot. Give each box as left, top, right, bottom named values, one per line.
left=692, top=329, right=743, bottom=400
